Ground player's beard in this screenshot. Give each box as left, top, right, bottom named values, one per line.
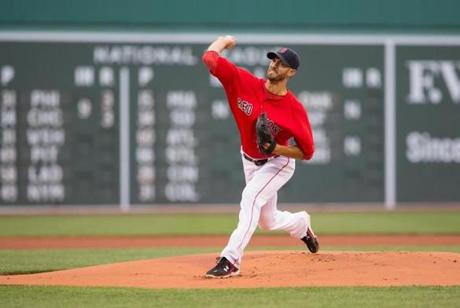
left=266, top=68, right=286, bottom=82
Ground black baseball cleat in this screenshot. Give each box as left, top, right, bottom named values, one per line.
left=301, top=227, right=319, bottom=253
left=205, top=257, right=240, bottom=279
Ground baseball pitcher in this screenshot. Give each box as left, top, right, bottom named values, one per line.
left=203, top=36, right=319, bottom=278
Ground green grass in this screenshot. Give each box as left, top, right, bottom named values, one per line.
left=317, top=211, right=460, bottom=235
left=1, top=211, right=460, bottom=236
left=0, top=214, right=237, bottom=236
left=1, top=285, right=459, bottom=308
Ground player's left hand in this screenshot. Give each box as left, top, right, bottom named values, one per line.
left=256, top=113, right=277, bottom=154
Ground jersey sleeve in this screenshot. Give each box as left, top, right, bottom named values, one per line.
left=202, top=50, right=238, bottom=86
left=291, top=103, right=315, bottom=160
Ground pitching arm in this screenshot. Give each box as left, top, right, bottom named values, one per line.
left=202, top=35, right=238, bottom=84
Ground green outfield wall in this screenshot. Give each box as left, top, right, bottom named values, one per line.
left=1, top=0, right=459, bottom=32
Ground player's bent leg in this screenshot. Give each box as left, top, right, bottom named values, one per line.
left=258, top=194, right=303, bottom=234
left=259, top=194, right=309, bottom=237
left=259, top=203, right=320, bottom=254
left=260, top=210, right=308, bottom=238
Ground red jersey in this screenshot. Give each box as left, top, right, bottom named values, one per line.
left=202, top=50, right=314, bottom=160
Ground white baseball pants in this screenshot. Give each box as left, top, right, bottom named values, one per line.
left=220, top=153, right=310, bottom=267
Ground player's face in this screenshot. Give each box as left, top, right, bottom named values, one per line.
left=266, top=57, right=295, bottom=82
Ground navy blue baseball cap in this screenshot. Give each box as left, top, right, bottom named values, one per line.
left=267, top=47, right=300, bottom=69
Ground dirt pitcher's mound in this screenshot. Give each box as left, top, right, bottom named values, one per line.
left=1, top=251, right=459, bottom=288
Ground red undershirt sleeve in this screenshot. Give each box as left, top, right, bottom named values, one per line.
left=202, top=50, right=219, bottom=72
left=202, top=50, right=238, bottom=85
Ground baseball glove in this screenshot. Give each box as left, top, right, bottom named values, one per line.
left=256, top=113, right=276, bottom=154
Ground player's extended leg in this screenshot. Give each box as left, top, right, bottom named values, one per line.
left=220, top=156, right=295, bottom=267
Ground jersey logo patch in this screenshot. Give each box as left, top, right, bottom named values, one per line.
left=267, top=118, right=281, bottom=136
left=237, top=98, right=253, bottom=116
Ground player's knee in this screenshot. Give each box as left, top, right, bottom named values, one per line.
left=258, top=219, right=275, bottom=231
left=258, top=222, right=269, bottom=231
left=258, top=214, right=276, bottom=230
